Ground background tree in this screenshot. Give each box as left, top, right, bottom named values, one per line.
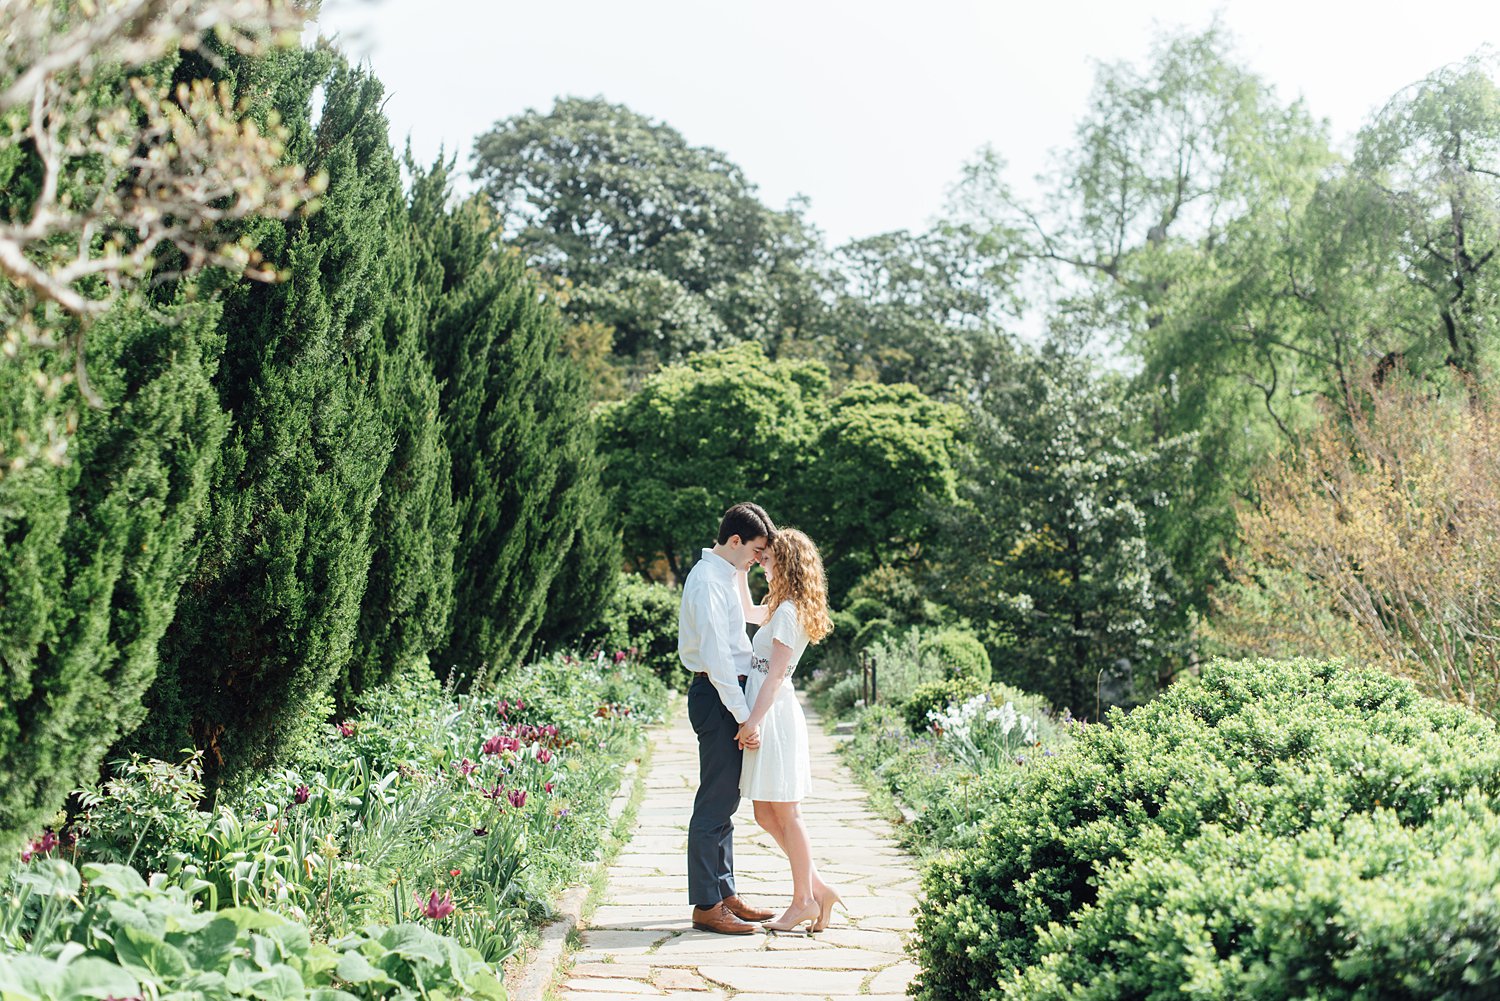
left=596, top=342, right=827, bottom=579
left=143, top=51, right=397, bottom=789
left=411, top=161, right=615, bottom=685
left=825, top=223, right=1022, bottom=399
left=955, top=25, right=1336, bottom=627
left=1351, top=58, right=1500, bottom=382
left=471, top=97, right=827, bottom=381
left=935, top=344, right=1193, bottom=714
left=803, top=382, right=964, bottom=598
left=1210, top=377, right=1500, bottom=717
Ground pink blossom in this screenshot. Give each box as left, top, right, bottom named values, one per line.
left=545, top=781, right=555, bottom=795
left=337, top=722, right=355, bottom=738
left=507, top=788, right=528, bottom=809
left=457, top=758, right=477, bottom=778
left=613, top=650, right=626, bottom=663
left=538, top=748, right=553, bottom=764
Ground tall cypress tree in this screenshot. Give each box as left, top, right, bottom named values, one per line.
left=0, top=300, right=228, bottom=845
left=342, top=166, right=458, bottom=702
left=409, top=162, right=617, bottom=684
left=144, top=51, right=400, bottom=786
left=0, top=54, right=229, bottom=844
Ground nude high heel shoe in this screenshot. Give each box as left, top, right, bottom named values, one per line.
left=811, top=887, right=845, bottom=932
left=763, top=899, right=821, bottom=934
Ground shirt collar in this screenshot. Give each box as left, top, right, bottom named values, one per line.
left=700, top=548, right=737, bottom=578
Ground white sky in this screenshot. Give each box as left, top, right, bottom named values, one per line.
left=313, top=0, right=1500, bottom=248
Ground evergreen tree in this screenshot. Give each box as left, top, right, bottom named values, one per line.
left=0, top=52, right=230, bottom=844
left=0, top=300, right=227, bottom=845
left=144, top=51, right=399, bottom=787
left=344, top=165, right=458, bottom=702
left=410, top=162, right=615, bottom=684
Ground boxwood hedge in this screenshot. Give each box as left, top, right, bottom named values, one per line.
left=914, top=657, right=1500, bottom=1000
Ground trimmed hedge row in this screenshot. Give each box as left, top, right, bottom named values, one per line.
left=915, top=658, right=1500, bottom=1000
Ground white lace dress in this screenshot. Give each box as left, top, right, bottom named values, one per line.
left=740, top=601, right=812, bottom=802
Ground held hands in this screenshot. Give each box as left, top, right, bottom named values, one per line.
left=736, top=722, right=762, bottom=750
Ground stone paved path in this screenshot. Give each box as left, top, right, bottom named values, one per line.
left=555, top=695, right=921, bottom=1000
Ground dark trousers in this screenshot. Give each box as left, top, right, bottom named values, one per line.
left=687, top=674, right=744, bottom=906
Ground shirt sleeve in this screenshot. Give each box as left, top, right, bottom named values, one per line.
left=769, top=602, right=803, bottom=650
left=701, top=586, right=751, bottom=723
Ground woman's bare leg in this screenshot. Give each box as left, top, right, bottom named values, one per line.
left=755, top=800, right=830, bottom=900
left=764, top=801, right=821, bottom=927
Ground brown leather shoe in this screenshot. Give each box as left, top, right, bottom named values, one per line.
left=691, top=902, right=756, bottom=935
left=722, top=894, right=774, bottom=923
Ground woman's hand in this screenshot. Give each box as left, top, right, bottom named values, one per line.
left=736, top=721, right=762, bottom=749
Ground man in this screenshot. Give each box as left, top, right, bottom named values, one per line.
left=679, top=502, right=778, bottom=934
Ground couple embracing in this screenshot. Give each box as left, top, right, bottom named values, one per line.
left=678, top=502, right=842, bottom=935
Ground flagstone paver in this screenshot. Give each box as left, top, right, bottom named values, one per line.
left=555, top=696, right=920, bottom=1001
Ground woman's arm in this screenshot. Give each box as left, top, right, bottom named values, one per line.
left=735, top=567, right=769, bottom=625
left=738, top=639, right=793, bottom=733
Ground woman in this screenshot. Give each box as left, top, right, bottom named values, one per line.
left=734, top=528, right=842, bottom=933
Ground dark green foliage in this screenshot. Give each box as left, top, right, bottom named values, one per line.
left=0, top=301, right=227, bottom=847
left=914, top=658, right=1500, bottom=1000
left=411, top=162, right=612, bottom=684
left=919, top=628, right=991, bottom=684
left=902, top=676, right=987, bottom=734
left=532, top=441, right=620, bottom=654
left=596, top=342, right=828, bottom=579
left=578, top=573, right=682, bottom=681
left=803, top=382, right=964, bottom=599
left=144, top=51, right=398, bottom=785
left=345, top=174, right=458, bottom=701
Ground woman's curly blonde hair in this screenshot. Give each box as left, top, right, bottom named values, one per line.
left=766, top=528, right=834, bottom=644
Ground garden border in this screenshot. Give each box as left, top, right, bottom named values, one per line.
left=505, top=696, right=668, bottom=1001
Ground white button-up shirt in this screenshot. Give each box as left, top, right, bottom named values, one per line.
left=678, top=548, right=752, bottom=723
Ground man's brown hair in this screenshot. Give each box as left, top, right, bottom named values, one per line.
left=717, top=502, right=777, bottom=546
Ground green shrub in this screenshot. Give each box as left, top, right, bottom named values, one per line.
left=0, top=300, right=226, bottom=850
left=919, top=628, right=991, bottom=684
left=903, top=676, right=987, bottom=734
left=578, top=573, right=682, bottom=681
left=825, top=674, right=866, bottom=717
left=914, top=657, right=1500, bottom=1001
left=143, top=52, right=400, bottom=788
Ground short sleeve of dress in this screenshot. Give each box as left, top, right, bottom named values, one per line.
left=768, top=602, right=805, bottom=650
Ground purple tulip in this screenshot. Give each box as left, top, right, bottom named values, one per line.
left=508, top=788, right=527, bottom=809
left=416, top=889, right=455, bottom=920
left=293, top=785, right=310, bottom=805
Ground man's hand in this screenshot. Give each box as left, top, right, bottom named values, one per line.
left=736, top=722, right=761, bottom=749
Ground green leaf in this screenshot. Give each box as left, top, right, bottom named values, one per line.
left=378, top=924, right=444, bottom=965
left=14, top=859, right=82, bottom=899
left=247, top=965, right=304, bottom=1001
left=115, top=925, right=190, bottom=981
left=56, top=956, right=142, bottom=1000
left=81, top=863, right=148, bottom=898
left=175, top=916, right=239, bottom=972
left=333, top=953, right=395, bottom=986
